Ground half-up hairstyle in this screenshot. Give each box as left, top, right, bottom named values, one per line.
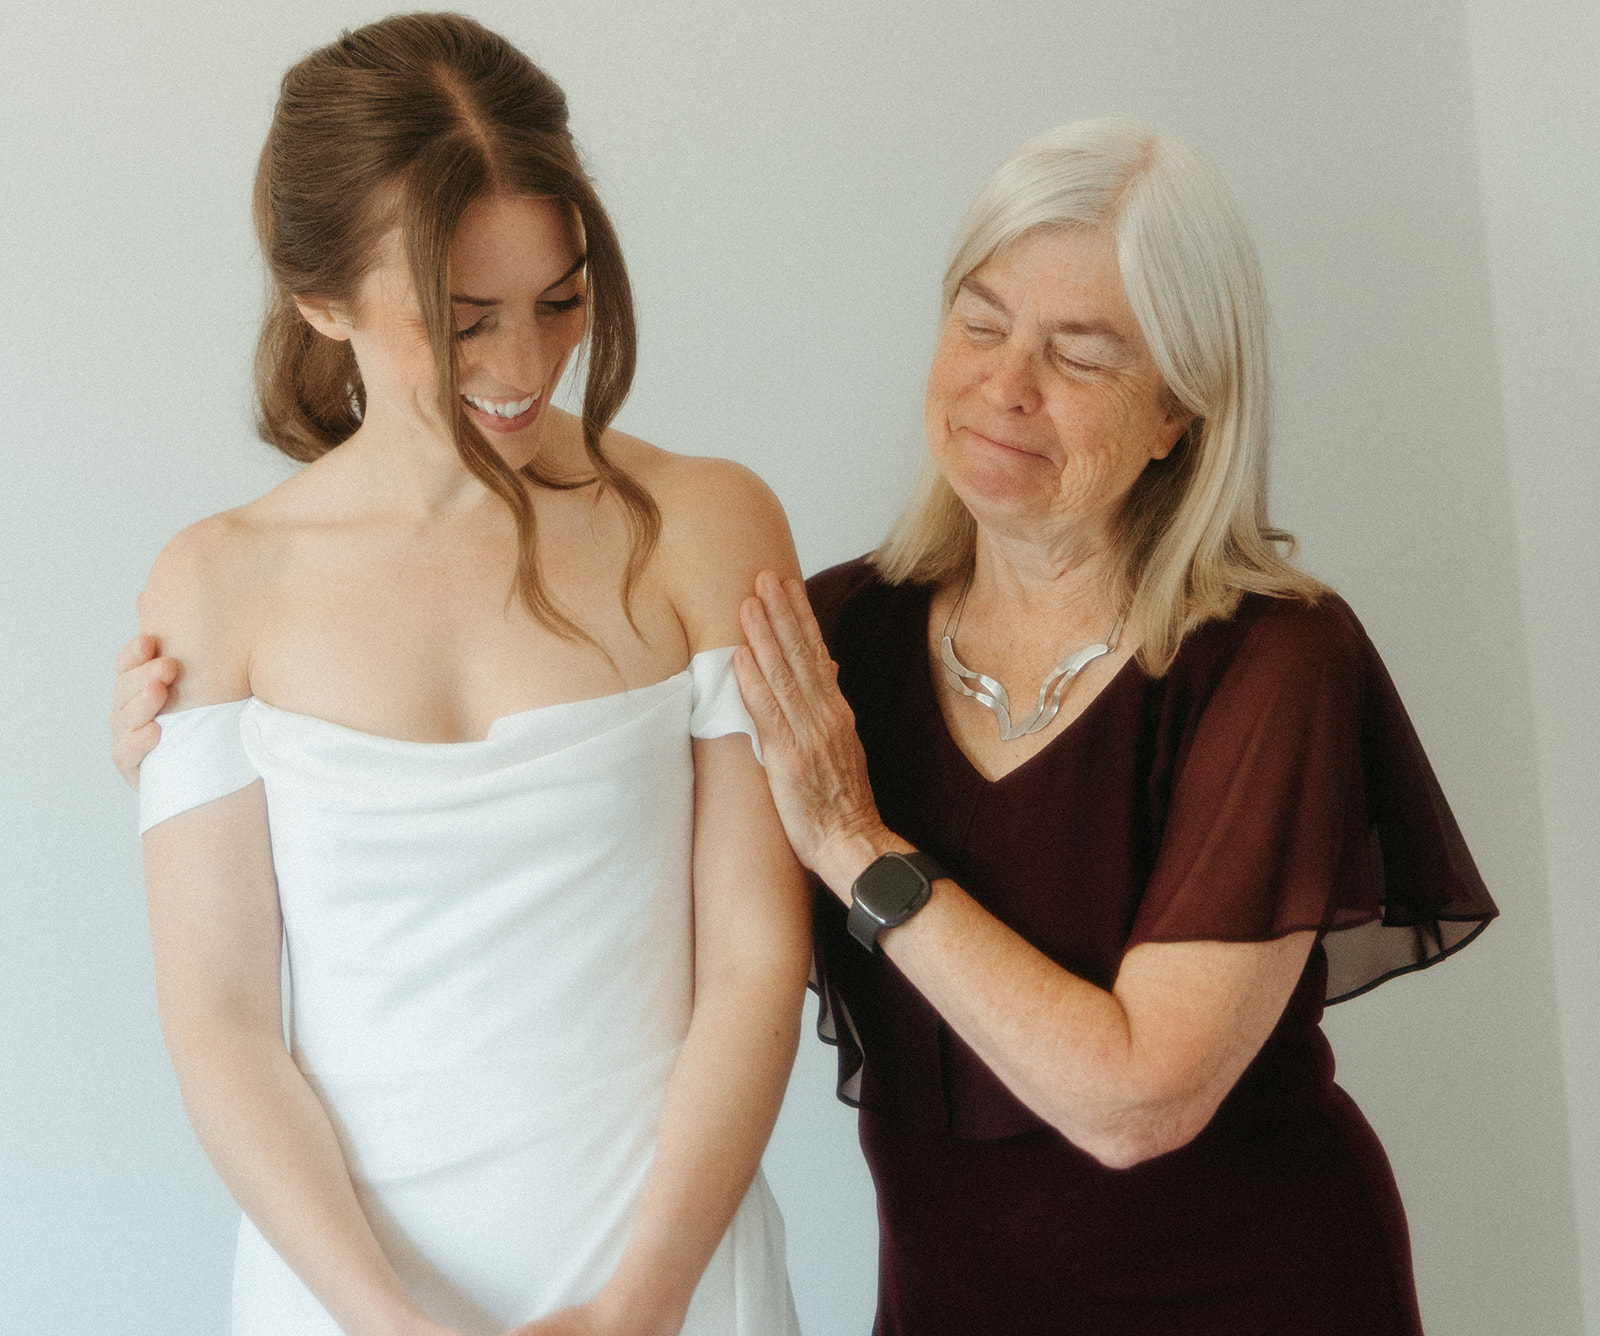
left=253, top=12, right=656, bottom=638
left=875, top=119, right=1322, bottom=674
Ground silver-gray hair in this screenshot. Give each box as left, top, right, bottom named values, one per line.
left=875, top=119, right=1319, bottom=672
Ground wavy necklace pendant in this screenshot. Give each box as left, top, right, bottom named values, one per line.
left=939, top=573, right=1120, bottom=742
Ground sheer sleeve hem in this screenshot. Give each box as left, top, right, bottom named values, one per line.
left=808, top=942, right=866, bottom=1107
left=1322, top=913, right=1493, bottom=1003
left=803, top=559, right=890, bottom=1110
left=138, top=699, right=258, bottom=833
left=687, top=647, right=762, bottom=763
left=1128, top=596, right=1496, bottom=1003
left=1131, top=910, right=1494, bottom=1004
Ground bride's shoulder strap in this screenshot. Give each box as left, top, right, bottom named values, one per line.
left=138, top=699, right=257, bottom=834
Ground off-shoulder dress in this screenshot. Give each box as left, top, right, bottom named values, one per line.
left=807, top=559, right=1497, bottom=1336
left=139, top=648, right=799, bottom=1336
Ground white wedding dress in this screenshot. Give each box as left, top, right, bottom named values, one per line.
left=139, top=648, right=799, bottom=1336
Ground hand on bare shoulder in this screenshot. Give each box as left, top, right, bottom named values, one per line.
left=112, top=512, right=267, bottom=785
left=139, top=512, right=266, bottom=707
left=645, top=451, right=801, bottom=656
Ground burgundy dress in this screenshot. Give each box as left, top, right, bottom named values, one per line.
left=806, top=559, right=1496, bottom=1336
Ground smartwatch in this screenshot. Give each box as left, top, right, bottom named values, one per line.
left=847, top=851, right=947, bottom=952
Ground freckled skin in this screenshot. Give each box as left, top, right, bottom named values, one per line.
left=924, top=227, right=1190, bottom=552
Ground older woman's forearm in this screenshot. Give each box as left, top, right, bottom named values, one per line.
left=881, top=879, right=1189, bottom=1166
left=818, top=826, right=1311, bottom=1169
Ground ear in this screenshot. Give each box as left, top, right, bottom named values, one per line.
left=293, top=295, right=353, bottom=343
left=1150, top=393, right=1196, bottom=461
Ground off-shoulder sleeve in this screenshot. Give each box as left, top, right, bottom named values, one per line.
left=687, top=647, right=762, bottom=763
left=1130, top=598, right=1496, bottom=1003
left=138, top=699, right=259, bottom=834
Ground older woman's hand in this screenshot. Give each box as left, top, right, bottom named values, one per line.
left=734, top=572, right=886, bottom=883
left=111, top=632, right=177, bottom=789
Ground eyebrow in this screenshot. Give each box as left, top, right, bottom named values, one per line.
left=450, top=254, right=587, bottom=306
left=957, top=276, right=1131, bottom=345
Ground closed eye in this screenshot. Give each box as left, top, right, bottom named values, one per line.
left=456, top=316, right=492, bottom=340
left=539, top=293, right=584, bottom=313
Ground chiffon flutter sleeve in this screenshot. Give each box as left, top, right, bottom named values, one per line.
left=1128, top=595, right=1495, bottom=1002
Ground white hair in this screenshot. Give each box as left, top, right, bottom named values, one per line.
left=875, top=118, right=1319, bottom=672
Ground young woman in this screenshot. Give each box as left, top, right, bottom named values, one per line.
left=121, top=15, right=808, bottom=1336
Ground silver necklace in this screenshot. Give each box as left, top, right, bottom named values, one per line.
left=939, top=570, right=1121, bottom=742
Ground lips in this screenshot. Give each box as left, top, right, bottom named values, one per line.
left=461, top=391, right=542, bottom=434
left=961, top=424, right=1046, bottom=459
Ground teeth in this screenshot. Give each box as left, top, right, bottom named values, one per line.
left=464, top=393, right=537, bottom=419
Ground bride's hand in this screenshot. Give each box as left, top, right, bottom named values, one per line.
left=733, top=570, right=886, bottom=877
left=504, top=1298, right=677, bottom=1336
left=110, top=631, right=177, bottom=788
left=503, top=1307, right=601, bottom=1336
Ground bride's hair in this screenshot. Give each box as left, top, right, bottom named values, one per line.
left=253, top=12, right=657, bottom=639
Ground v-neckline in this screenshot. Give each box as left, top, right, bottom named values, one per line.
left=910, top=583, right=1142, bottom=788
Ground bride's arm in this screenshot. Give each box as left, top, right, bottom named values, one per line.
left=140, top=523, right=458, bottom=1336
left=146, top=794, right=456, bottom=1336
left=544, top=460, right=811, bottom=1336
left=574, top=735, right=811, bottom=1336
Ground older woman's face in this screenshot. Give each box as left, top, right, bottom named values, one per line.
left=925, top=226, right=1190, bottom=547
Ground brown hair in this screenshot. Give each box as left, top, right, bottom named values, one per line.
left=253, top=12, right=657, bottom=639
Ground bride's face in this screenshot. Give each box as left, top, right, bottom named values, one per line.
left=303, top=193, right=588, bottom=466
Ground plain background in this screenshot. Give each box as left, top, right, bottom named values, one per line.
left=2, top=2, right=1596, bottom=1333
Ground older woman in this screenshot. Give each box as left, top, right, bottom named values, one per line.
left=732, top=121, right=1496, bottom=1335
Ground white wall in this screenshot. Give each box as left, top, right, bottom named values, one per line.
left=1465, top=0, right=1600, bottom=1327
left=0, top=2, right=1588, bottom=1332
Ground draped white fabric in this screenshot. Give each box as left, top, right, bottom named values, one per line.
left=140, top=649, right=797, bottom=1335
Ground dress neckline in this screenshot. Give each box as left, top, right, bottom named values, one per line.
left=172, top=647, right=737, bottom=748
left=911, top=584, right=1142, bottom=788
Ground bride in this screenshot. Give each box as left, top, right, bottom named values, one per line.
left=125, top=14, right=808, bottom=1336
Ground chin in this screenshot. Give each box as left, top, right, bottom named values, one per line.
left=945, top=457, right=1050, bottom=517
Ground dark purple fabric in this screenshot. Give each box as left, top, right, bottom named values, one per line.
left=806, top=558, right=1495, bottom=1336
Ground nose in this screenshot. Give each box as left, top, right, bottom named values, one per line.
left=474, top=316, right=552, bottom=395
left=980, top=337, right=1042, bottom=414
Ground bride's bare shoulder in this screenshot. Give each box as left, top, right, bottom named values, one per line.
left=616, top=437, right=784, bottom=534
left=609, top=433, right=800, bottom=651
left=138, top=496, right=292, bottom=708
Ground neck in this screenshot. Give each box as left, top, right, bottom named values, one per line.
left=967, top=523, right=1121, bottom=627
left=333, top=403, right=580, bottom=520
left=937, top=527, right=1128, bottom=748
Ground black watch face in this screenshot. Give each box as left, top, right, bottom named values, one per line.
left=861, top=856, right=928, bottom=920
